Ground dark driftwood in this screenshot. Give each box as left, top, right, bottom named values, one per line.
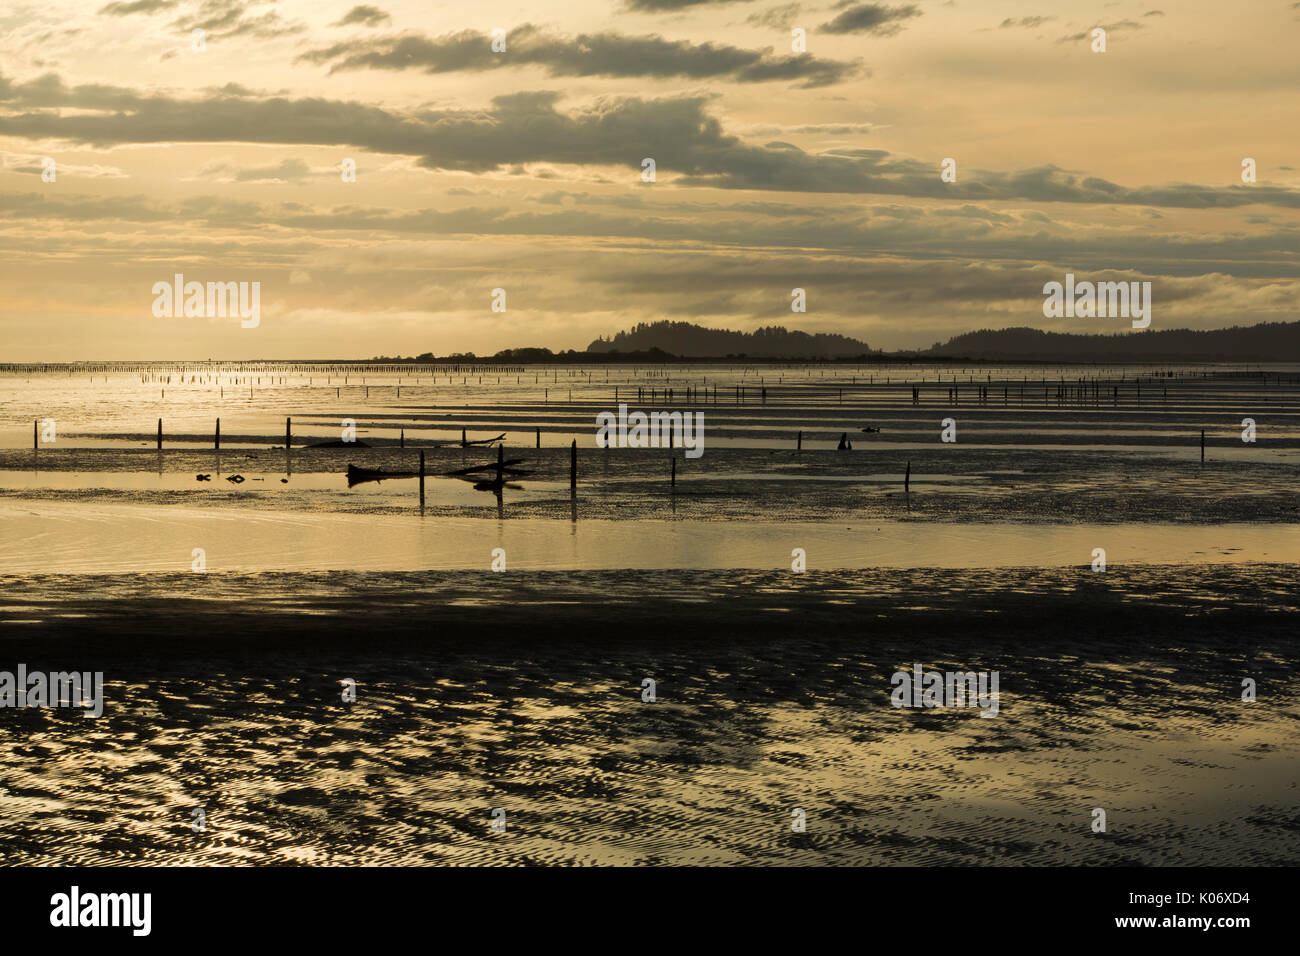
left=443, top=458, right=526, bottom=476
left=347, top=464, right=418, bottom=486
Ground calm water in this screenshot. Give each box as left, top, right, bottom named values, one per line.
left=4, top=361, right=1298, bottom=452
left=0, top=500, right=1297, bottom=572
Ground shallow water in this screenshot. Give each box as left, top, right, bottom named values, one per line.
left=1, top=499, right=1296, bottom=572
left=5, top=362, right=1299, bottom=453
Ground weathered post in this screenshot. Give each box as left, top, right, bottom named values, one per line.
left=570, top=440, right=577, bottom=492
left=286, top=417, right=291, bottom=449
left=157, top=418, right=162, bottom=449
left=419, top=450, right=425, bottom=507
left=215, top=418, right=220, bottom=449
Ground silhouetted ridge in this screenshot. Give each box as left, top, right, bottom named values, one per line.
left=588, top=321, right=871, bottom=358
left=915, top=323, right=1300, bottom=362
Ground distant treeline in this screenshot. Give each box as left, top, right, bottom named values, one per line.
left=368, top=347, right=689, bottom=364
left=367, top=320, right=1300, bottom=364
left=911, top=322, right=1300, bottom=362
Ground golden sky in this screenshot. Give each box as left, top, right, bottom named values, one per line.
left=1, top=0, right=1298, bottom=359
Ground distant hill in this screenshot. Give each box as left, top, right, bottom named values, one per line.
left=915, top=323, right=1300, bottom=362
left=588, top=321, right=872, bottom=359
left=368, top=319, right=1300, bottom=364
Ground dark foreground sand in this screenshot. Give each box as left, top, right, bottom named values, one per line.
left=1, top=566, right=1295, bottom=865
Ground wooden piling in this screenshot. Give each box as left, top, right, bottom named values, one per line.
left=570, top=440, right=577, bottom=492
left=536, top=427, right=541, bottom=448
left=419, top=450, right=425, bottom=507
left=400, top=428, right=405, bottom=449
left=157, top=418, right=162, bottom=449
left=33, top=420, right=37, bottom=451
left=797, top=430, right=802, bottom=451
left=215, top=418, right=220, bottom=449
left=285, top=417, right=291, bottom=449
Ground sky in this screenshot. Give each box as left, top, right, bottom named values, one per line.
left=1, top=0, right=1297, bottom=360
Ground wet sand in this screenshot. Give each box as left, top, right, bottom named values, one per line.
left=0, top=567, right=1296, bottom=865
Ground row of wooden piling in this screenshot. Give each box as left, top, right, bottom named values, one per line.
left=31, top=417, right=1231, bottom=463
left=107, top=418, right=545, bottom=450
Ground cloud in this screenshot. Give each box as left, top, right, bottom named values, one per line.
left=4, top=73, right=1298, bottom=211
left=9, top=181, right=1298, bottom=355
left=622, top=0, right=757, bottom=10
left=97, top=0, right=180, bottom=14
left=332, top=5, right=391, bottom=27
left=818, top=3, right=921, bottom=36
left=195, top=157, right=314, bottom=183
left=744, top=122, right=880, bottom=135
left=0, top=150, right=128, bottom=178
left=1058, top=20, right=1145, bottom=43
left=746, top=3, right=801, bottom=29
left=170, top=1, right=305, bottom=40
left=13, top=186, right=1298, bottom=281
left=999, top=16, right=1056, bottom=29
left=298, top=24, right=859, bottom=87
